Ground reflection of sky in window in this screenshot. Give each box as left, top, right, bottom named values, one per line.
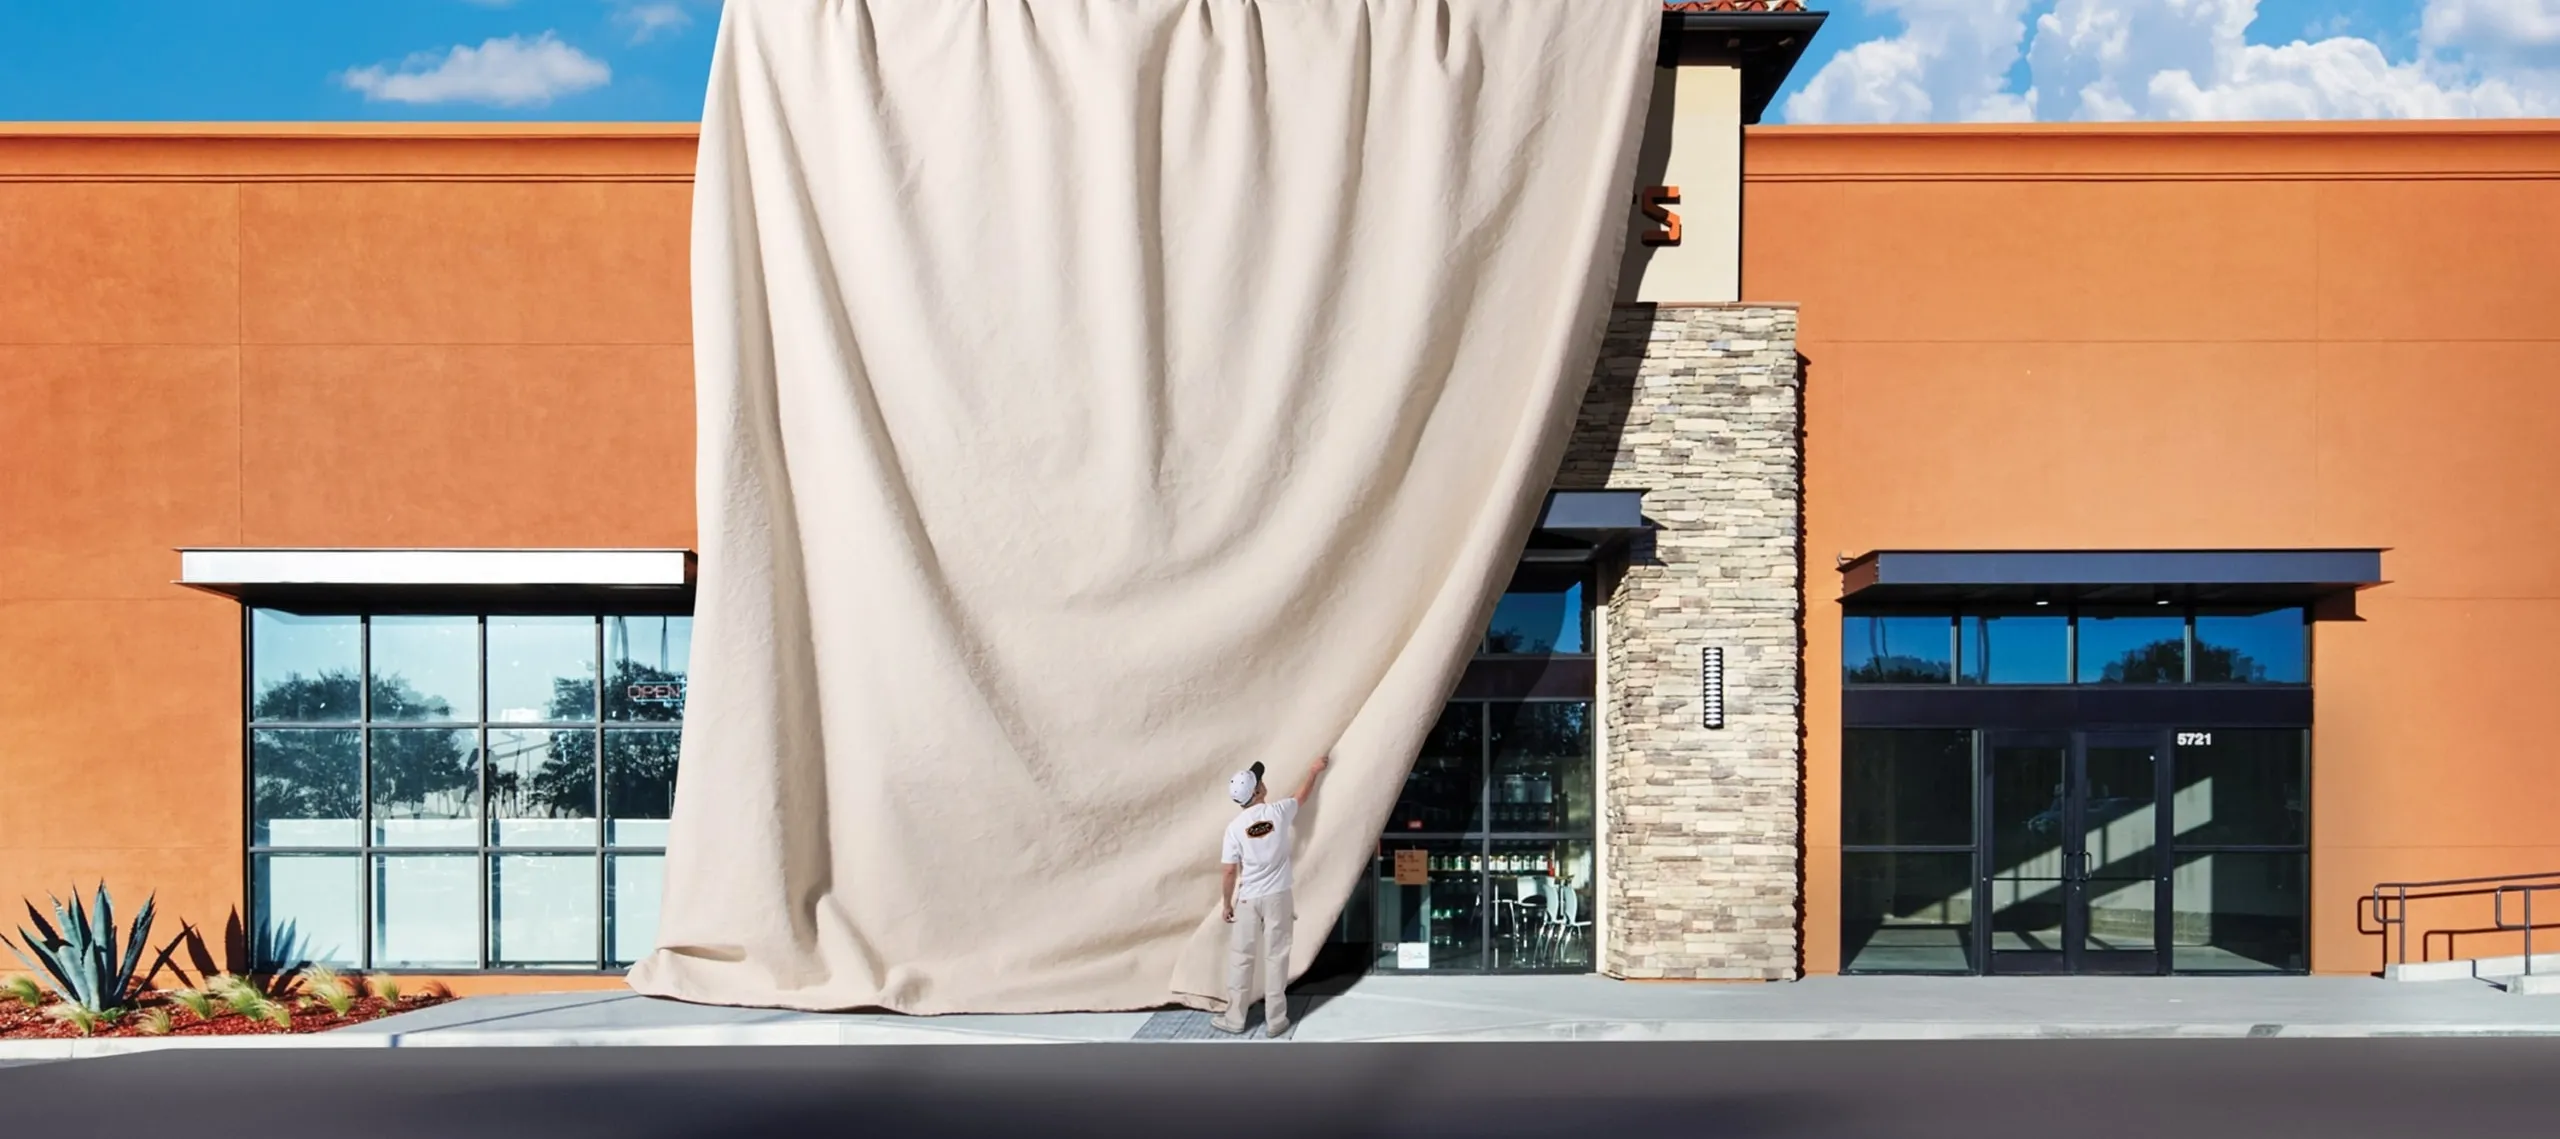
left=1843, top=616, right=1951, bottom=682
left=252, top=611, right=361, bottom=721
left=1486, top=584, right=1582, bottom=654
left=2076, top=613, right=2185, bottom=683
left=370, top=616, right=480, bottom=721
left=609, top=615, right=692, bottom=677
left=490, top=617, right=599, bottom=723
left=2195, top=609, right=2306, bottom=683
left=1962, top=615, right=2068, bottom=684
left=252, top=611, right=359, bottom=691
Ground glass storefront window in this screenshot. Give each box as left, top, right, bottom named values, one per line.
left=250, top=612, right=361, bottom=722
left=1363, top=701, right=1596, bottom=974
left=2076, top=611, right=2186, bottom=684
left=1843, top=615, right=1953, bottom=684
left=252, top=853, right=361, bottom=967
left=2172, top=730, right=2307, bottom=847
left=488, top=616, right=599, bottom=724
left=1487, top=837, right=1593, bottom=970
left=1484, top=584, right=1585, bottom=655
left=1373, top=839, right=1483, bottom=972
left=1489, top=703, right=1591, bottom=833
left=1843, top=851, right=1976, bottom=973
left=1959, top=613, right=2069, bottom=685
left=607, top=616, right=693, bottom=721
left=2193, top=608, right=2307, bottom=683
left=247, top=610, right=687, bottom=972
left=252, top=728, right=361, bottom=847
left=1389, top=704, right=1483, bottom=834
left=1842, top=729, right=1972, bottom=847
left=368, top=615, right=479, bottom=722
left=2170, top=851, right=2307, bottom=972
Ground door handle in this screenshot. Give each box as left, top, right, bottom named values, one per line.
left=2075, top=851, right=2092, bottom=881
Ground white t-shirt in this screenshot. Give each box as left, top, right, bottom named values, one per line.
left=1222, top=797, right=1300, bottom=902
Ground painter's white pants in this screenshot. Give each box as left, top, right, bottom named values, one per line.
left=1214, top=889, right=1293, bottom=1030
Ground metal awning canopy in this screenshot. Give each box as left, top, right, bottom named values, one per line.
left=178, top=548, right=696, bottom=608
left=1839, top=549, right=2386, bottom=606
left=1525, top=490, right=1648, bottom=562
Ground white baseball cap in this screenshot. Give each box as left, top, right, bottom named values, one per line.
left=1227, top=762, right=1266, bottom=806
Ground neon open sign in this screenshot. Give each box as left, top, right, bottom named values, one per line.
left=627, top=682, right=687, bottom=705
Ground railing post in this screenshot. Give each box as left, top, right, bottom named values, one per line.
left=2399, top=885, right=2409, bottom=966
left=2529, top=890, right=2537, bottom=978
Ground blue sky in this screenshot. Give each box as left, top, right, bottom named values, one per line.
left=2, top=1, right=2552, bottom=124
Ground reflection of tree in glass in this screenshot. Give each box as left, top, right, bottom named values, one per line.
left=2099, top=640, right=2262, bottom=683
left=606, top=728, right=681, bottom=823
left=253, top=729, right=358, bottom=823
left=508, top=659, right=686, bottom=821
left=250, top=671, right=473, bottom=821
left=1848, top=655, right=1946, bottom=684
left=1486, top=630, right=1529, bottom=654
left=365, top=677, right=475, bottom=815
left=2190, top=643, right=2267, bottom=683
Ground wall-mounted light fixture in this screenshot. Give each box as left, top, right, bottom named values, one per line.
left=1701, top=646, right=1725, bottom=730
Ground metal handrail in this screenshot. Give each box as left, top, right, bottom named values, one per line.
left=2370, top=870, right=2560, bottom=968
left=2494, top=884, right=2560, bottom=977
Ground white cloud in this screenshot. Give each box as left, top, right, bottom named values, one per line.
left=1785, top=0, right=2560, bottom=122
left=614, top=1, right=694, bottom=44
left=2424, top=0, right=2560, bottom=68
left=340, top=33, right=611, bottom=107
left=1785, top=0, right=2039, bottom=122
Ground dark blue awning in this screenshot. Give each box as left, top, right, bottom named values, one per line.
left=1523, top=491, right=1647, bottom=563
left=1839, top=549, right=2385, bottom=606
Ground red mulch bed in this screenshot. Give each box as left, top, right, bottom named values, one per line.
left=0, top=990, right=455, bottom=1039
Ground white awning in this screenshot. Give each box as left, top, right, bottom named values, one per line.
left=176, top=548, right=695, bottom=602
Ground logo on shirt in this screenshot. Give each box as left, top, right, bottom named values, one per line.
left=1246, top=821, right=1274, bottom=838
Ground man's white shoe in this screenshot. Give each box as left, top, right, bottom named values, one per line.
left=1264, top=1017, right=1292, bottom=1038
left=1209, top=1016, right=1247, bottom=1035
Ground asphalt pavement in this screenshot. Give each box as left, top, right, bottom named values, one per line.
left=8, top=1038, right=2558, bottom=1138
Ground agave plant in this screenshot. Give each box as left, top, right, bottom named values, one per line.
left=2, top=884, right=155, bottom=1015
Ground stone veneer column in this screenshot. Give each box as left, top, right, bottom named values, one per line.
left=1556, top=303, right=1803, bottom=980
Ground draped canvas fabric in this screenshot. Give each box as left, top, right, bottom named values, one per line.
left=626, top=0, right=1659, bottom=1014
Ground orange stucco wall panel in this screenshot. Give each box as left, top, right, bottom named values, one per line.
left=2314, top=342, right=2560, bottom=597
left=0, top=346, right=243, bottom=601
left=0, top=599, right=243, bottom=946
left=2315, top=181, right=2560, bottom=343
left=0, top=183, right=240, bottom=344
left=1759, top=121, right=2560, bottom=976
left=238, top=345, right=695, bottom=549
left=1746, top=180, right=2322, bottom=345
left=1809, top=340, right=2325, bottom=547
left=239, top=182, right=692, bottom=346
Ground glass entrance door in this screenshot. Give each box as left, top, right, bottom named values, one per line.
left=1985, top=731, right=2167, bottom=974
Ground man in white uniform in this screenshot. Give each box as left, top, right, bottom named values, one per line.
left=1213, top=755, right=1328, bottom=1036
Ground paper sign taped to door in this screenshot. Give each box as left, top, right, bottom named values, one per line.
left=1393, top=849, right=1429, bottom=886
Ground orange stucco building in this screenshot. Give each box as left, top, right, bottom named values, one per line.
left=5, top=116, right=2557, bottom=989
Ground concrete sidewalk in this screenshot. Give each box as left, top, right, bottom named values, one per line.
left=8, top=973, right=2560, bottom=1060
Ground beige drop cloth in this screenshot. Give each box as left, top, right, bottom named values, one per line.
left=626, top=0, right=1659, bottom=1014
